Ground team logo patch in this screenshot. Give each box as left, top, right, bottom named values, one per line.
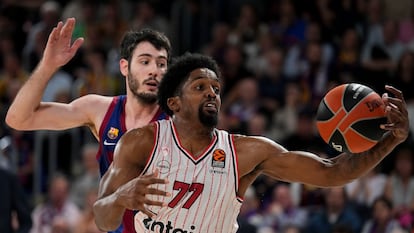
left=156, top=160, right=171, bottom=174
left=107, top=127, right=119, bottom=139
left=211, top=149, right=225, bottom=168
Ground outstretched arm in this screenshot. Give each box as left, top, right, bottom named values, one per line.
left=93, top=126, right=170, bottom=231
left=237, top=85, right=409, bottom=192
left=6, top=18, right=85, bottom=130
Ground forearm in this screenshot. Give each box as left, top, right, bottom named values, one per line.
left=333, top=132, right=402, bottom=183
left=6, top=61, right=56, bottom=129
left=93, top=192, right=126, bottom=231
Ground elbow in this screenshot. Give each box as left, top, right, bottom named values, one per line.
left=5, top=109, right=32, bottom=131
left=94, top=221, right=115, bottom=232
left=5, top=111, right=21, bottom=130
left=93, top=201, right=118, bottom=232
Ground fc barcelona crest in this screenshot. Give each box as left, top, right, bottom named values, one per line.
left=107, top=127, right=119, bottom=139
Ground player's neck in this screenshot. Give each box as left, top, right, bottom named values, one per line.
left=124, top=99, right=159, bottom=129
left=172, top=117, right=215, bottom=141
left=172, top=118, right=215, bottom=158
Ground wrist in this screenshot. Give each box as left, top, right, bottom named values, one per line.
left=37, top=59, right=59, bottom=77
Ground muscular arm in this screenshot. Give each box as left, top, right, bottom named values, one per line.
left=93, top=125, right=169, bottom=231
left=6, top=18, right=85, bottom=131
left=237, top=85, right=409, bottom=194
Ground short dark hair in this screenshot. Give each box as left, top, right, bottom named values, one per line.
left=120, top=28, right=171, bottom=62
left=158, top=53, right=221, bottom=116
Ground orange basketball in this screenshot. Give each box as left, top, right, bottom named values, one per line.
left=316, top=83, right=387, bottom=153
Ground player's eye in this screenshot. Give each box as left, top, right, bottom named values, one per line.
left=195, top=85, right=203, bottom=90
left=157, top=62, right=166, bottom=68
left=213, top=86, right=220, bottom=94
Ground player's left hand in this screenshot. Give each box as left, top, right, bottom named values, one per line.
left=381, top=85, right=409, bottom=143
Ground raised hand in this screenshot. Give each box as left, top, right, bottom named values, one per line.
left=381, top=85, right=409, bottom=143
left=114, top=169, right=170, bottom=218
left=42, top=18, right=84, bottom=69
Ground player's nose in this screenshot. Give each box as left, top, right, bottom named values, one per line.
left=206, top=86, right=217, bottom=99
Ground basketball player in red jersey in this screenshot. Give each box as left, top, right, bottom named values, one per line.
left=94, top=53, right=409, bottom=233
left=6, top=18, right=171, bottom=233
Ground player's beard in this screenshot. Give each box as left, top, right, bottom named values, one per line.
left=199, top=105, right=218, bottom=127
left=128, top=74, right=157, bottom=104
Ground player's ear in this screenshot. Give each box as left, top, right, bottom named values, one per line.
left=167, top=96, right=180, bottom=112
left=119, top=58, right=129, bottom=77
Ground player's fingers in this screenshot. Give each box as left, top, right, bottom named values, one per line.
left=70, top=38, right=84, bottom=52
left=141, top=168, right=160, bottom=178
left=61, top=18, right=75, bottom=39
left=383, top=94, right=408, bottom=116
left=49, top=22, right=63, bottom=42
left=147, top=187, right=171, bottom=197
left=140, top=208, right=156, bottom=218
left=138, top=177, right=168, bottom=187
left=380, top=123, right=396, bottom=131
left=385, top=85, right=405, bottom=101
left=144, top=198, right=167, bottom=207
left=385, top=97, right=403, bottom=108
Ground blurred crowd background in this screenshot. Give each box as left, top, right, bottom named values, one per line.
left=1, top=0, right=414, bottom=232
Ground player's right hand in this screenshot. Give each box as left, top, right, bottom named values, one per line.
left=114, top=169, right=170, bottom=218
left=42, top=17, right=84, bottom=69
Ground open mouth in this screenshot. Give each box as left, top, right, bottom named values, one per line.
left=144, top=80, right=158, bottom=87
left=204, top=102, right=218, bottom=113
left=144, top=80, right=159, bottom=91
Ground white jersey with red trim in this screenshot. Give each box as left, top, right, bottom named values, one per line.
left=134, top=119, right=242, bottom=233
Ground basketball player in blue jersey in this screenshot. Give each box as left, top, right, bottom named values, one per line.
left=6, top=18, right=170, bottom=233
left=94, top=53, right=409, bottom=233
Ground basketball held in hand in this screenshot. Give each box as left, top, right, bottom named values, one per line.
left=316, top=83, right=387, bottom=153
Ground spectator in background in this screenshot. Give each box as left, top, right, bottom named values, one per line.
left=0, top=53, right=29, bottom=105
left=245, top=112, right=269, bottom=137
left=306, top=187, right=362, bottom=233
left=391, top=50, right=414, bottom=139
left=361, top=196, right=406, bottom=233
left=0, top=166, right=32, bottom=233
left=282, top=224, right=302, bottom=233
left=256, top=47, right=287, bottom=115
left=345, top=165, right=387, bottom=221
left=130, top=0, right=170, bottom=37
left=283, top=21, right=334, bottom=79
left=230, top=3, right=260, bottom=46
left=222, top=77, right=261, bottom=133
left=384, top=144, right=414, bottom=229
left=268, top=0, right=307, bottom=48
left=69, top=143, right=100, bottom=209
left=382, top=0, right=414, bottom=45
left=261, top=183, right=308, bottom=232
left=334, top=27, right=363, bottom=84
left=281, top=106, right=326, bottom=152
left=30, top=173, right=81, bottom=233
left=267, top=81, right=305, bottom=142
left=74, top=188, right=104, bottom=233
left=299, top=41, right=335, bottom=108
left=237, top=187, right=259, bottom=233
left=72, top=48, right=120, bottom=97
left=201, top=22, right=231, bottom=66
left=23, top=1, right=62, bottom=71
left=360, top=19, right=405, bottom=93
left=220, top=44, right=253, bottom=97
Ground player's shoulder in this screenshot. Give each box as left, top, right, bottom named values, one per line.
left=232, top=134, right=284, bottom=152
left=121, top=123, right=156, bottom=146
left=115, top=124, right=156, bottom=163
left=79, top=94, right=114, bottom=104
left=73, top=94, right=114, bottom=107
left=232, top=134, right=272, bottom=144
